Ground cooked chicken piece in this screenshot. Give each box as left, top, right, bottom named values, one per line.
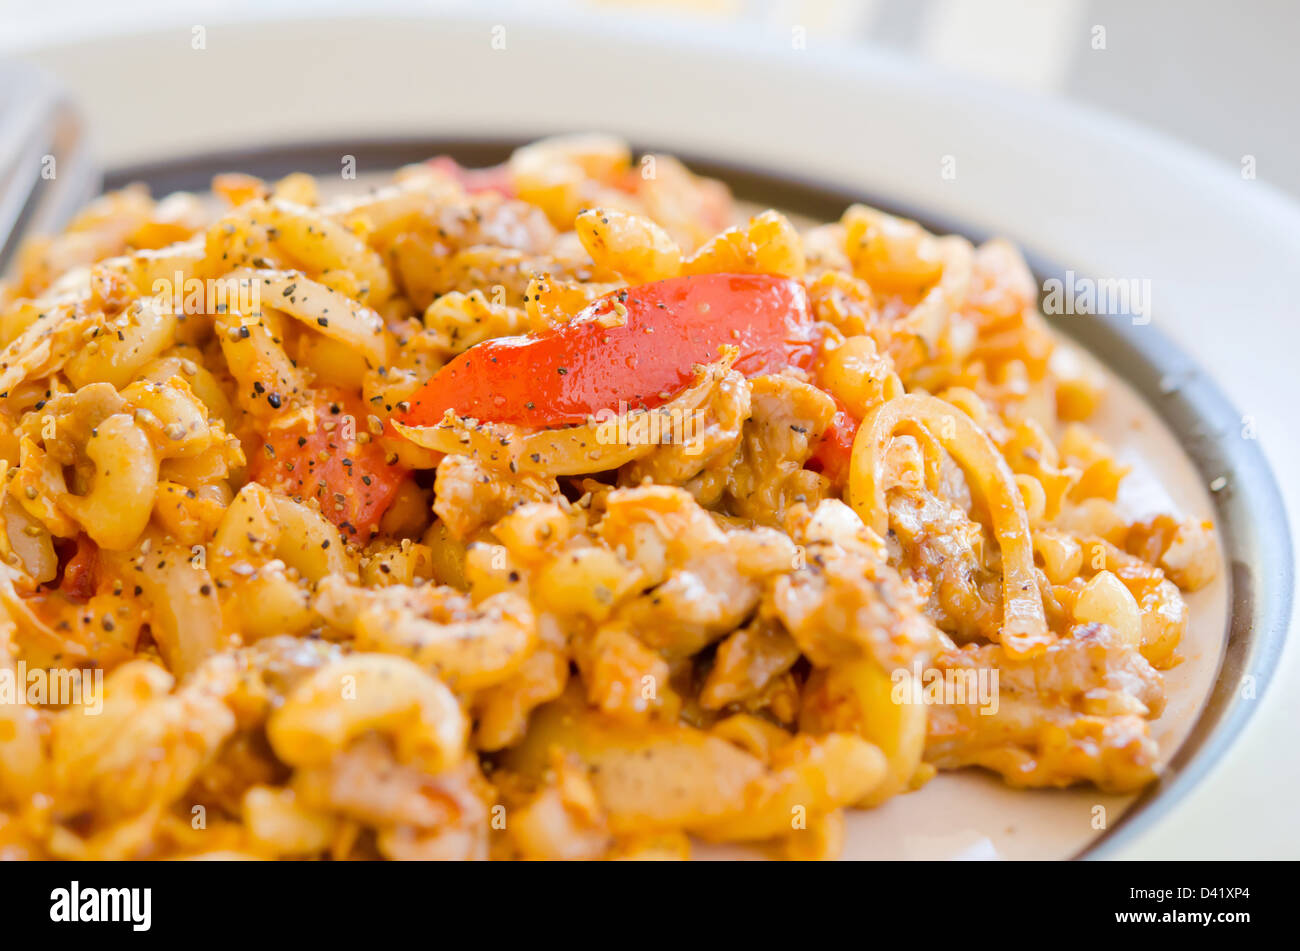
left=433, top=453, right=561, bottom=540
left=887, top=489, right=1000, bottom=643
left=700, top=612, right=801, bottom=711
left=571, top=621, right=674, bottom=721
left=49, top=656, right=240, bottom=823
left=925, top=623, right=1165, bottom=792
left=598, top=485, right=779, bottom=658
left=294, top=736, right=489, bottom=860
left=216, top=635, right=343, bottom=728
left=773, top=500, right=942, bottom=671
left=472, top=631, right=570, bottom=751
left=725, top=374, right=834, bottom=526
left=509, top=751, right=611, bottom=861
left=619, top=369, right=750, bottom=502
left=449, top=192, right=559, bottom=254
left=173, top=637, right=343, bottom=815
left=1125, top=514, right=1219, bottom=592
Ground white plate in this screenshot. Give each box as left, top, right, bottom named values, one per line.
left=13, top=8, right=1300, bottom=859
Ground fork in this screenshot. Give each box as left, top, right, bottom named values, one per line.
left=0, top=60, right=100, bottom=276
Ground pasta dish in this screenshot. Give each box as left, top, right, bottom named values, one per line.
left=0, top=135, right=1218, bottom=860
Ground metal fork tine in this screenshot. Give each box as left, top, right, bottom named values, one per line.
left=0, top=61, right=100, bottom=277
left=0, top=65, right=60, bottom=175
left=24, top=99, right=101, bottom=241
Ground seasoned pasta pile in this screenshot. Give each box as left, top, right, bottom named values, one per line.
left=0, top=136, right=1218, bottom=860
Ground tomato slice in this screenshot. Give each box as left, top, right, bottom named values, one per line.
left=807, top=397, right=858, bottom=487
left=252, top=388, right=410, bottom=538
left=426, top=156, right=515, bottom=197
left=398, top=273, right=817, bottom=429
left=58, top=534, right=100, bottom=600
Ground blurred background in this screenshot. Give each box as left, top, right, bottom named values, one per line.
left=2, top=0, right=1296, bottom=195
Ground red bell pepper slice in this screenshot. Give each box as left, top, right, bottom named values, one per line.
left=426, top=156, right=515, bottom=197
left=397, top=273, right=817, bottom=429
left=58, top=534, right=100, bottom=600
left=252, top=387, right=411, bottom=537
left=806, top=397, right=858, bottom=487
